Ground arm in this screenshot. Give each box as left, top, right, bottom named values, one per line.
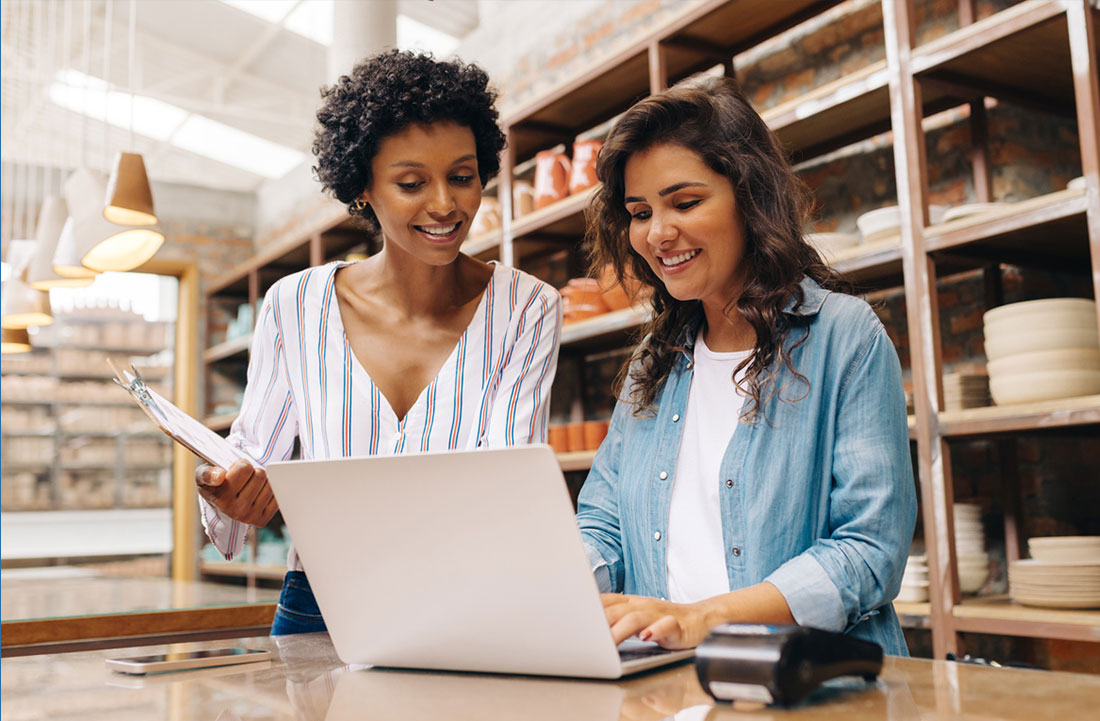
left=197, top=295, right=299, bottom=560
left=764, top=320, right=916, bottom=632
left=482, top=286, right=561, bottom=445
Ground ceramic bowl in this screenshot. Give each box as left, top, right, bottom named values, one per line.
left=1067, top=176, right=1086, bottom=191
left=983, top=297, right=1096, bottom=327
left=984, top=327, right=1099, bottom=362
left=990, top=368, right=1100, bottom=405
left=856, top=204, right=946, bottom=242
left=988, top=348, right=1100, bottom=379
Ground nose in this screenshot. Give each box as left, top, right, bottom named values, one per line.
left=647, top=212, right=677, bottom=249
left=427, top=181, right=457, bottom=218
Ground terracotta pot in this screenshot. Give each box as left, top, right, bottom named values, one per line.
left=512, top=180, right=535, bottom=218
left=566, top=422, right=586, bottom=453
left=562, top=278, right=610, bottom=325
left=596, top=264, right=649, bottom=310
left=569, top=139, right=602, bottom=195
left=547, top=425, right=570, bottom=453
left=582, top=419, right=609, bottom=450
left=533, top=150, right=571, bottom=210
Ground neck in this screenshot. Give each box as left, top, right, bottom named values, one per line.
left=701, top=298, right=756, bottom=352
left=360, top=243, right=471, bottom=318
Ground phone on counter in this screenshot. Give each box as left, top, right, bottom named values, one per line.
left=106, top=647, right=271, bottom=675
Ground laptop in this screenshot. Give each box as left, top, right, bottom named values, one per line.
left=266, top=445, right=693, bottom=678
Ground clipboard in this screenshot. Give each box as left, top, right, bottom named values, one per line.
left=110, top=360, right=255, bottom=471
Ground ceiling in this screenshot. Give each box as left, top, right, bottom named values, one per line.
left=1, top=0, right=480, bottom=194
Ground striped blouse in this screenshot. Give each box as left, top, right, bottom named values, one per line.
left=200, top=261, right=562, bottom=568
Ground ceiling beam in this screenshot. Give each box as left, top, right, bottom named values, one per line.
left=214, top=0, right=303, bottom=103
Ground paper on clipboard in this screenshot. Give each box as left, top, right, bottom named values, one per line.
left=109, top=360, right=254, bottom=471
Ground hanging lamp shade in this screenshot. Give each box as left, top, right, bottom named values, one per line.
left=2, top=241, right=54, bottom=330
left=1, top=327, right=32, bottom=354
left=52, top=216, right=100, bottom=279
left=66, top=168, right=165, bottom=272
left=28, top=196, right=95, bottom=290
left=104, top=152, right=157, bottom=225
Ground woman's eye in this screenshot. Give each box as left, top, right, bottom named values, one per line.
left=630, top=210, right=651, bottom=221
left=451, top=175, right=475, bottom=184
left=676, top=199, right=701, bottom=211
left=397, top=181, right=423, bottom=191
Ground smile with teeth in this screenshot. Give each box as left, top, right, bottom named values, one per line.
left=415, top=222, right=460, bottom=236
left=660, top=249, right=700, bottom=267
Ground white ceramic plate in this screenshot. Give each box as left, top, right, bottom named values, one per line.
left=990, top=368, right=1100, bottom=405
left=805, top=232, right=861, bottom=261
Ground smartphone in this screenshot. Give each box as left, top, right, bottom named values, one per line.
left=106, top=647, right=271, bottom=675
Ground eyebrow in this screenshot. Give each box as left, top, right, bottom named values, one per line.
left=624, top=181, right=707, bottom=203
left=390, top=154, right=478, bottom=168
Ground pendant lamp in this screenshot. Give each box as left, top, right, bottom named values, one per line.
left=2, top=241, right=54, bottom=330
left=28, top=196, right=95, bottom=289
left=52, top=216, right=99, bottom=279
left=65, top=168, right=165, bottom=273
left=1, top=328, right=32, bottom=354
left=104, top=152, right=156, bottom=225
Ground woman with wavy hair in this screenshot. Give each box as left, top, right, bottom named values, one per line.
left=578, top=76, right=915, bottom=654
left=194, top=51, right=561, bottom=635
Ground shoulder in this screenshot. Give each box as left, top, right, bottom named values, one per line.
left=267, top=263, right=339, bottom=305
left=491, top=264, right=562, bottom=313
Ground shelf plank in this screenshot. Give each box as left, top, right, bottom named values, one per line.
left=828, top=237, right=905, bottom=286
left=911, top=0, right=1072, bottom=107
left=557, top=450, right=597, bottom=472
left=561, top=305, right=650, bottom=347
left=938, top=394, right=1100, bottom=438
left=894, top=600, right=932, bottom=629
left=511, top=185, right=599, bottom=241
left=200, top=561, right=287, bottom=582
left=952, top=595, right=1100, bottom=642
left=204, top=413, right=238, bottom=433
left=203, top=334, right=252, bottom=364
left=461, top=230, right=502, bottom=257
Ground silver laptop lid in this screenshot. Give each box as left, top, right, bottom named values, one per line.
left=267, top=445, right=626, bottom=678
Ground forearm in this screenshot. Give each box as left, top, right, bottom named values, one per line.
left=698, top=581, right=796, bottom=628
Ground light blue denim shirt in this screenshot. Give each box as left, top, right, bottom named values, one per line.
left=577, top=277, right=916, bottom=656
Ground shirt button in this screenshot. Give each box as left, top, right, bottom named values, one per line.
left=672, top=414, right=680, bottom=422
left=659, top=471, right=668, bottom=480
left=731, top=546, right=741, bottom=556
left=725, top=479, right=733, bottom=488
left=654, top=531, right=662, bottom=541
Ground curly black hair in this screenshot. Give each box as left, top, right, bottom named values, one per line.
left=313, top=50, right=506, bottom=228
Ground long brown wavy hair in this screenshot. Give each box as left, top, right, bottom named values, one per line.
left=587, top=76, right=848, bottom=420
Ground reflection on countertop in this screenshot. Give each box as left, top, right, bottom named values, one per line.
left=1, top=567, right=280, bottom=622
left=3, top=632, right=1100, bottom=720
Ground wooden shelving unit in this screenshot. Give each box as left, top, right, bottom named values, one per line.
left=193, top=0, right=1100, bottom=660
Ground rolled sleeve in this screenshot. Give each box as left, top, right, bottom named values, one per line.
left=765, top=553, right=846, bottom=632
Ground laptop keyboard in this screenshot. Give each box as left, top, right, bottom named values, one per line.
left=618, top=644, right=678, bottom=662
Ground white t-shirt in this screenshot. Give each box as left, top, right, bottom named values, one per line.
left=666, top=330, right=752, bottom=604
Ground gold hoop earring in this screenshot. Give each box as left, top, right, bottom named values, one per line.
left=352, top=199, right=367, bottom=212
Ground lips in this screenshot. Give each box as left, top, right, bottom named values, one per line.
left=659, top=248, right=700, bottom=268
left=413, top=221, right=462, bottom=244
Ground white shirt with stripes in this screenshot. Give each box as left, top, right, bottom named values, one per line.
left=200, top=260, right=563, bottom=569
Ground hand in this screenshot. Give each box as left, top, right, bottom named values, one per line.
left=195, top=459, right=278, bottom=527
left=602, top=593, right=716, bottom=650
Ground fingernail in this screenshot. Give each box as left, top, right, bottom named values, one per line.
left=640, top=630, right=651, bottom=641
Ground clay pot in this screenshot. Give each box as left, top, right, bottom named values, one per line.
left=512, top=181, right=535, bottom=218
left=566, top=422, right=586, bottom=453
left=582, top=419, right=609, bottom=450
left=569, top=139, right=602, bottom=195
left=469, top=197, right=501, bottom=237
left=548, top=425, right=570, bottom=453
left=561, top=278, right=610, bottom=325
left=533, top=150, right=571, bottom=210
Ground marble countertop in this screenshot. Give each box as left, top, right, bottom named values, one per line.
left=4, top=633, right=1100, bottom=720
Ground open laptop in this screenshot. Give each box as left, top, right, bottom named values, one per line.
left=265, top=445, right=693, bottom=678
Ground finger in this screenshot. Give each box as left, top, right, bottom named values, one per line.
left=248, top=485, right=277, bottom=526
left=604, top=599, right=640, bottom=627
left=610, top=610, right=655, bottom=645
left=640, top=615, right=683, bottom=647
left=196, top=465, right=225, bottom=487
left=225, top=459, right=256, bottom=485
left=258, top=491, right=280, bottom=525
left=601, top=593, right=630, bottom=608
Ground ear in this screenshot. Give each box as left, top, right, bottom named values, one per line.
left=358, top=188, right=373, bottom=206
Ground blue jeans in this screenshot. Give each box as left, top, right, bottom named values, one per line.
left=271, top=571, right=328, bottom=636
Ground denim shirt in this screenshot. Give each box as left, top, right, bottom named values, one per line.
left=576, top=277, right=916, bottom=656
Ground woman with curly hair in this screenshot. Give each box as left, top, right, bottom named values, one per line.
left=578, top=77, right=915, bottom=654
left=194, top=51, right=562, bottom=635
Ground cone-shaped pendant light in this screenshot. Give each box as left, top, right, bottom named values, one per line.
left=2, top=241, right=54, bottom=329
left=28, top=196, right=95, bottom=289
left=1, top=328, right=32, bottom=354
left=104, top=152, right=156, bottom=225
left=52, top=216, right=99, bottom=279
left=66, top=168, right=164, bottom=273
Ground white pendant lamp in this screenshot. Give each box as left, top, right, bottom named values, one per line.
left=52, top=216, right=99, bottom=279
left=65, top=167, right=164, bottom=273
left=1, top=328, right=33, bottom=354
left=2, top=241, right=54, bottom=330
left=28, top=196, right=95, bottom=289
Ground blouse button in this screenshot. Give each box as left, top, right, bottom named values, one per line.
left=672, top=414, right=680, bottom=422
left=731, top=546, right=741, bottom=556
left=659, top=471, right=668, bottom=480
left=725, top=479, right=733, bottom=488
left=654, top=531, right=662, bottom=541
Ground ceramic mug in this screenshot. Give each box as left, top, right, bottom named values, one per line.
left=569, top=139, right=602, bottom=195
left=533, top=150, right=571, bottom=210
left=512, top=180, right=535, bottom=218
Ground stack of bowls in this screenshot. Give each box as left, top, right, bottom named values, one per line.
left=806, top=232, right=860, bottom=263
left=1010, top=537, right=1100, bottom=608
left=943, top=371, right=990, bottom=411
left=855, top=204, right=947, bottom=244
left=954, top=503, right=990, bottom=594
left=984, top=298, right=1100, bottom=405
left=897, top=554, right=928, bottom=602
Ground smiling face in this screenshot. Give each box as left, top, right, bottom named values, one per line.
left=360, top=121, right=482, bottom=265
left=623, top=142, right=749, bottom=310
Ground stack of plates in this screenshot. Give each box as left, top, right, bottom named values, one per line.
left=1010, top=538, right=1100, bottom=609
left=855, top=205, right=947, bottom=244
left=898, top=554, right=928, bottom=602
left=984, top=298, right=1100, bottom=405
left=955, top=503, right=990, bottom=594
left=805, top=232, right=860, bottom=262
left=943, top=372, right=990, bottom=411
